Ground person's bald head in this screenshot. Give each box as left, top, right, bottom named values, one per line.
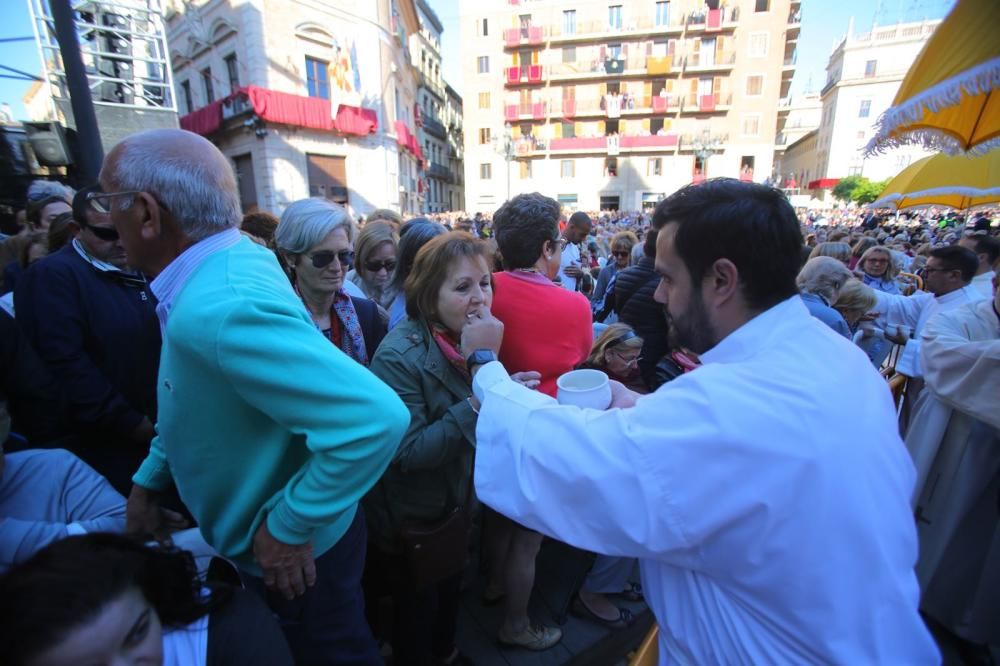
left=100, top=129, right=241, bottom=243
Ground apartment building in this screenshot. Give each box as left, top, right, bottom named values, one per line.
left=782, top=18, right=939, bottom=197
left=165, top=0, right=422, bottom=216
left=460, top=0, right=800, bottom=213
left=444, top=83, right=466, bottom=212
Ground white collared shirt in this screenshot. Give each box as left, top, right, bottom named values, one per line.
left=970, top=270, right=996, bottom=299
left=473, top=296, right=938, bottom=664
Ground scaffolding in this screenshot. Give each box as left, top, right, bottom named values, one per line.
left=27, top=0, right=176, bottom=113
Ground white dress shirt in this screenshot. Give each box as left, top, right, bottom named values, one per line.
left=970, top=270, right=996, bottom=299
left=557, top=241, right=581, bottom=291
left=474, top=296, right=938, bottom=664
left=875, top=284, right=985, bottom=377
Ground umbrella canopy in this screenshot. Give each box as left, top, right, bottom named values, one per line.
left=869, top=150, right=1000, bottom=209
left=865, top=0, right=1000, bottom=156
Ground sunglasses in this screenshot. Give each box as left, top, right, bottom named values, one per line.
left=612, top=250, right=630, bottom=258
left=84, top=222, right=120, bottom=242
left=364, top=259, right=396, bottom=273
left=308, top=250, right=354, bottom=269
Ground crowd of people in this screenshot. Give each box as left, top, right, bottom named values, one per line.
left=0, top=127, right=997, bottom=665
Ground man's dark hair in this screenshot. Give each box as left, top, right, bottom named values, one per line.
left=651, top=179, right=803, bottom=311
left=643, top=227, right=659, bottom=258
left=930, top=245, right=978, bottom=283
left=71, top=185, right=98, bottom=226
left=493, top=192, right=560, bottom=270
left=568, top=211, right=592, bottom=230
left=966, top=234, right=999, bottom=266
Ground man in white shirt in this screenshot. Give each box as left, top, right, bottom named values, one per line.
left=557, top=212, right=592, bottom=291
left=958, top=234, right=998, bottom=299
left=461, top=179, right=938, bottom=664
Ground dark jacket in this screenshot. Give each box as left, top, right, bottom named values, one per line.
left=614, top=256, right=670, bottom=390
left=13, top=244, right=160, bottom=490
left=348, top=294, right=386, bottom=362
left=364, top=317, right=477, bottom=552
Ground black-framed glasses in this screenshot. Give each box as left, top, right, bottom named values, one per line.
left=84, top=222, right=120, bottom=242
left=364, top=259, right=396, bottom=273
left=309, top=250, right=354, bottom=269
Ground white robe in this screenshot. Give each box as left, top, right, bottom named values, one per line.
left=906, top=298, right=1000, bottom=643
left=970, top=270, right=996, bottom=300
left=473, top=296, right=938, bottom=665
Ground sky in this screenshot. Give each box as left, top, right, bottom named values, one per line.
left=0, top=0, right=956, bottom=117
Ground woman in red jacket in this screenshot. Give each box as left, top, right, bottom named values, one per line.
left=480, top=193, right=592, bottom=650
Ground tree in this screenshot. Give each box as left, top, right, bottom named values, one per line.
left=832, top=175, right=888, bottom=205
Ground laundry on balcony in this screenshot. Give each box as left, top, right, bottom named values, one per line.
left=603, top=58, right=625, bottom=74
left=506, top=66, right=521, bottom=84
left=652, top=94, right=670, bottom=113
left=699, top=94, right=716, bottom=112
left=647, top=55, right=673, bottom=75
left=604, top=93, right=622, bottom=119
left=707, top=8, right=722, bottom=30
left=527, top=64, right=543, bottom=82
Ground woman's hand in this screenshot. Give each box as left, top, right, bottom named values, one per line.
left=461, top=306, right=503, bottom=355
left=511, top=371, right=542, bottom=390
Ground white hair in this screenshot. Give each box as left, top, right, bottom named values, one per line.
left=110, top=141, right=241, bottom=242
left=275, top=198, right=356, bottom=254
left=27, top=179, right=74, bottom=202
left=797, top=256, right=854, bottom=303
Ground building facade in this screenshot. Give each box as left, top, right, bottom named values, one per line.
left=412, top=0, right=450, bottom=213
left=806, top=18, right=939, bottom=191
left=444, top=83, right=466, bottom=212
left=164, top=0, right=422, bottom=216
left=460, top=0, right=800, bottom=213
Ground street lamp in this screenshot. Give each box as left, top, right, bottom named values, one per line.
left=692, top=129, right=722, bottom=179
left=493, top=122, right=515, bottom=201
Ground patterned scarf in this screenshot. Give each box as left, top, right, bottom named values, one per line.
left=330, top=291, right=369, bottom=365
left=432, top=328, right=471, bottom=385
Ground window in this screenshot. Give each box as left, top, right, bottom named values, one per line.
left=478, top=92, right=490, bottom=109
left=201, top=68, right=215, bottom=104
left=224, top=54, right=239, bottom=93
left=477, top=56, right=489, bottom=74
left=605, top=157, right=618, bottom=177
left=755, top=0, right=769, bottom=11
left=746, top=74, right=764, bottom=96
left=742, top=114, right=761, bottom=136
left=519, top=160, right=532, bottom=179
left=479, top=128, right=492, bottom=144
left=647, top=157, right=662, bottom=176
left=561, top=121, right=575, bottom=138
left=305, top=57, right=329, bottom=99
left=563, top=10, right=576, bottom=35
left=180, top=80, right=193, bottom=114
left=856, top=130, right=866, bottom=140
left=858, top=99, right=871, bottom=118
left=562, top=46, right=576, bottom=63
left=609, top=43, right=623, bottom=60
left=557, top=193, right=578, bottom=207
left=655, top=1, right=670, bottom=26
left=561, top=159, right=575, bottom=178
left=482, top=18, right=489, bottom=36
left=480, top=163, right=492, bottom=179
left=749, top=33, right=768, bottom=58
left=650, top=117, right=664, bottom=134
left=847, top=166, right=862, bottom=176
left=864, top=59, right=877, bottom=78
left=608, top=5, right=622, bottom=29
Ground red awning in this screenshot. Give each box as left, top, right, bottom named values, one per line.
left=334, top=104, right=378, bottom=136
left=179, top=98, right=224, bottom=136
left=807, top=178, right=840, bottom=189
left=395, top=119, right=411, bottom=147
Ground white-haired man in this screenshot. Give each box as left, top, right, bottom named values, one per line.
left=100, top=129, right=409, bottom=664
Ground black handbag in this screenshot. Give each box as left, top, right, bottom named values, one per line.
left=397, top=504, right=472, bottom=589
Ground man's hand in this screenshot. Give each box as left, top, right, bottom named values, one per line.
left=461, top=306, right=503, bottom=356
left=253, top=519, right=316, bottom=600
left=885, top=327, right=910, bottom=345
left=563, top=263, right=584, bottom=279
left=125, top=485, right=188, bottom=544
left=608, top=380, right=640, bottom=409
left=510, top=371, right=542, bottom=390
left=131, top=417, right=156, bottom=445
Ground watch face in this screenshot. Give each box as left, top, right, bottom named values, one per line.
left=467, top=350, right=497, bottom=366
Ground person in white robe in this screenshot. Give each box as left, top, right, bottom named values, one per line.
left=460, top=180, right=938, bottom=664
left=958, top=234, right=998, bottom=299
left=905, top=278, right=1000, bottom=649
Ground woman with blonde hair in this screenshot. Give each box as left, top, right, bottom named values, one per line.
left=808, top=241, right=852, bottom=266
left=583, top=322, right=644, bottom=390
left=347, top=220, right=399, bottom=311
left=848, top=237, right=878, bottom=271
left=856, top=245, right=901, bottom=294
left=832, top=279, right=877, bottom=329
left=592, top=232, right=638, bottom=323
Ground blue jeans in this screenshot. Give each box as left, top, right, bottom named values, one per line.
left=247, top=508, right=381, bottom=665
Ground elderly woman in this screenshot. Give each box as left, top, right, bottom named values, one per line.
left=346, top=220, right=399, bottom=311
left=797, top=256, right=854, bottom=338
left=582, top=322, right=644, bottom=390
left=387, top=218, right=447, bottom=330
left=808, top=241, right=852, bottom=266
left=480, top=192, right=593, bottom=651
left=275, top=198, right=384, bottom=365
left=857, top=245, right=902, bottom=294
left=592, top=231, right=638, bottom=323
left=848, top=237, right=878, bottom=271
left=365, top=231, right=538, bottom=665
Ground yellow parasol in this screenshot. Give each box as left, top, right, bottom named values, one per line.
left=865, top=0, right=1000, bottom=156
left=869, top=150, right=1000, bottom=209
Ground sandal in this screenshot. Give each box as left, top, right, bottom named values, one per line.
left=571, top=594, right=635, bottom=630
left=614, top=581, right=644, bottom=602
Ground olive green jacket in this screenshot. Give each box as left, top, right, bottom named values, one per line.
left=363, top=317, right=478, bottom=550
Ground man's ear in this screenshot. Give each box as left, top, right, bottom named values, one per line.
left=135, top=192, right=162, bottom=242
left=706, top=258, right=740, bottom=308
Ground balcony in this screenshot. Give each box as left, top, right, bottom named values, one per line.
left=504, top=25, right=544, bottom=48
left=683, top=52, right=736, bottom=72
left=427, top=162, right=454, bottom=183
left=422, top=115, right=447, bottom=139
left=548, top=16, right=686, bottom=43
left=646, top=55, right=673, bottom=75
left=679, top=91, right=732, bottom=113
left=505, top=101, right=548, bottom=121
left=685, top=6, right=739, bottom=32
left=548, top=55, right=659, bottom=82
left=544, top=133, right=680, bottom=154
left=504, top=64, right=544, bottom=86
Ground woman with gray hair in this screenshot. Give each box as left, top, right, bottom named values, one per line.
left=275, top=198, right=384, bottom=365
left=797, top=256, right=853, bottom=338
left=856, top=246, right=902, bottom=294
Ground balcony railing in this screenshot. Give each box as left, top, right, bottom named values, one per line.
left=549, top=16, right=686, bottom=40
left=505, top=64, right=544, bottom=85
left=683, top=52, right=736, bottom=69
left=679, top=91, right=732, bottom=111
left=422, top=115, right=447, bottom=139
left=427, top=162, right=453, bottom=183
left=504, top=25, right=544, bottom=47
left=546, top=133, right=680, bottom=152
left=505, top=102, right=548, bottom=120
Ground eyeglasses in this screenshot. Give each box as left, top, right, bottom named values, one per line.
left=308, top=249, right=354, bottom=269
left=85, top=190, right=145, bottom=214
left=364, top=259, right=396, bottom=273
left=611, top=350, right=642, bottom=368
left=612, top=250, right=630, bottom=258
left=83, top=222, right=120, bottom=242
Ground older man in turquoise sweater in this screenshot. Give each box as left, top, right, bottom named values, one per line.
left=99, top=129, right=409, bottom=664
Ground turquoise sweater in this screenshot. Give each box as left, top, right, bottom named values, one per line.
left=133, top=240, right=409, bottom=573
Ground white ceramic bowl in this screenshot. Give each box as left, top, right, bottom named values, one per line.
left=556, top=369, right=612, bottom=410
